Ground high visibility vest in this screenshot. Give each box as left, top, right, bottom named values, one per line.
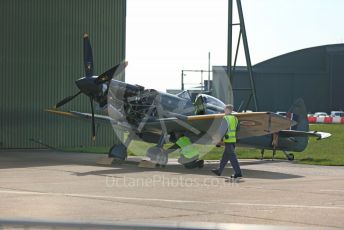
left=176, top=136, right=199, bottom=159
left=224, top=115, right=238, bottom=143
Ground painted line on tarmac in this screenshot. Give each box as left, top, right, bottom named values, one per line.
left=1, top=189, right=344, bottom=211
left=320, top=189, right=344, bottom=193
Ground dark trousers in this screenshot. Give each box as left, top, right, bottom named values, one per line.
left=219, top=143, right=242, bottom=175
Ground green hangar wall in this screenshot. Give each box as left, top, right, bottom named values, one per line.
left=213, top=44, right=344, bottom=113
left=0, top=0, right=126, bottom=148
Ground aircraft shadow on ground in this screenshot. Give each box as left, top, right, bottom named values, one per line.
left=0, top=151, right=302, bottom=180
left=74, top=161, right=303, bottom=180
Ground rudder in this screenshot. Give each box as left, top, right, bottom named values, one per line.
left=286, top=98, right=309, bottom=132
left=283, top=98, right=309, bottom=152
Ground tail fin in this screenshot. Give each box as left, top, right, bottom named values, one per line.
left=281, top=98, right=309, bottom=152
left=286, top=98, right=309, bottom=132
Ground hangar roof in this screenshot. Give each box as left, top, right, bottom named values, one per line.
left=254, top=44, right=344, bottom=73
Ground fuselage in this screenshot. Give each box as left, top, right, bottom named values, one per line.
left=106, top=79, right=309, bottom=153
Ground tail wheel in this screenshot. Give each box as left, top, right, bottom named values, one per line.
left=287, top=153, right=295, bottom=161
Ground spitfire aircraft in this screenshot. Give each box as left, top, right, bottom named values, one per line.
left=47, top=34, right=330, bottom=165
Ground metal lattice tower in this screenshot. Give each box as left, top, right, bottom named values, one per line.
left=227, top=0, right=258, bottom=111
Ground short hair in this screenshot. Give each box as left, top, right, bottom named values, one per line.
left=225, top=104, right=234, bottom=110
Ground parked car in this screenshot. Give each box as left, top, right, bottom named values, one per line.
left=330, top=111, right=344, bottom=117
left=313, top=112, right=328, bottom=117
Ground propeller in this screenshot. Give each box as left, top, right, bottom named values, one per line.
left=90, top=97, right=96, bottom=141
left=55, top=91, right=81, bottom=109
left=54, top=33, right=127, bottom=140
left=83, top=33, right=94, bottom=78
left=95, top=61, right=128, bottom=84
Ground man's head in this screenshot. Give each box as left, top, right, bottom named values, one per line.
left=224, top=104, right=233, bottom=115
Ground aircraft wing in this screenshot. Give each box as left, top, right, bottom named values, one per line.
left=279, top=130, right=332, bottom=140
left=141, top=112, right=296, bottom=139
left=47, top=109, right=296, bottom=139
left=45, top=109, right=132, bottom=130
left=46, top=109, right=111, bottom=123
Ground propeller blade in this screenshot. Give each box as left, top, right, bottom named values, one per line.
left=95, top=61, right=128, bottom=84
left=83, top=33, right=94, bottom=78
left=55, top=91, right=81, bottom=109
left=90, top=97, right=96, bottom=141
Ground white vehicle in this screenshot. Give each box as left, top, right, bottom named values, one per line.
left=330, top=111, right=344, bottom=117
left=313, top=112, right=328, bottom=117
left=276, top=111, right=287, bottom=117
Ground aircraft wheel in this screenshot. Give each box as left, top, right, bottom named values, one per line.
left=147, top=146, right=161, bottom=161
left=147, top=147, right=168, bottom=165
left=155, top=163, right=166, bottom=168
left=287, top=153, right=294, bottom=161
left=108, top=144, right=127, bottom=160
left=156, top=151, right=168, bottom=166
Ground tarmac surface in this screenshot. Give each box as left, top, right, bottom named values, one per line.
left=0, top=150, right=344, bottom=229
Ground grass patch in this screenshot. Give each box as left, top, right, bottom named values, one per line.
left=293, top=124, right=344, bottom=166
left=62, top=124, right=344, bottom=166
left=201, top=124, right=344, bottom=166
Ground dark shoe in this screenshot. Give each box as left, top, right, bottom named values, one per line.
left=211, top=168, right=221, bottom=176
left=230, top=174, right=242, bottom=179
left=198, top=160, right=204, bottom=168
left=183, top=160, right=199, bottom=169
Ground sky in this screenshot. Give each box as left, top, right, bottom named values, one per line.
left=126, top=0, right=344, bottom=91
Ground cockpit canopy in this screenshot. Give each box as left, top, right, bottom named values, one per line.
left=194, top=94, right=225, bottom=115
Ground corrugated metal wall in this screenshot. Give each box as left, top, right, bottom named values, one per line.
left=0, top=0, right=126, bottom=148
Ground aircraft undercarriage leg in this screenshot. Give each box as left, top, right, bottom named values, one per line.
left=146, top=134, right=168, bottom=166
left=260, top=149, right=265, bottom=160
left=272, top=149, right=276, bottom=161
left=108, top=132, right=134, bottom=160
left=283, top=151, right=294, bottom=161
left=271, top=133, right=278, bottom=161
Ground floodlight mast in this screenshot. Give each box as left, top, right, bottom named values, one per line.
left=227, top=0, right=258, bottom=111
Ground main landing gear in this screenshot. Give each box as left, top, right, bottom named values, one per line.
left=146, top=146, right=168, bottom=166
left=108, top=132, right=134, bottom=161
left=108, top=143, right=128, bottom=160
left=146, top=134, right=169, bottom=167
left=107, top=133, right=169, bottom=167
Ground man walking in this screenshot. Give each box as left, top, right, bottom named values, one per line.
left=211, top=104, right=242, bottom=178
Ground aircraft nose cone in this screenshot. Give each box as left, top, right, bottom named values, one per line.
left=75, top=76, right=101, bottom=96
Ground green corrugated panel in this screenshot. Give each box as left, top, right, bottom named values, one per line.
left=0, top=0, right=126, bottom=148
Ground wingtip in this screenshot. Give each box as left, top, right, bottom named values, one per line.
left=45, top=108, right=57, bottom=112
